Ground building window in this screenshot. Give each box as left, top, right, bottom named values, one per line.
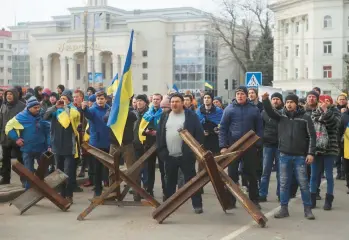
left=142, top=62, right=148, bottom=69
left=323, top=90, right=331, bottom=95
left=142, top=73, right=148, bottom=80
left=0, top=79, right=3, bottom=85
left=74, top=15, right=81, bottom=30
left=0, top=67, right=3, bottom=73
left=323, top=66, right=332, bottom=78
left=8, top=56, right=11, bottom=61
left=142, top=50, right=148, bottom=57
left=110, top=63, right=113, bottom=79
left=102, top=63, right=106, bottom=79
left=347, top=41, right=349, bottom=53
left=8, top=44, right=11, bottom=49
left=295, top=68, right=299, bottom=79
left=285, top=69, right=288, bottom=78
left=295, top=22, right=299, bottom=33
left=8, top=68, right=12, bottom=73
left=76, top=64, right=81, bottom=80
left=0, top=43, right=3, bottom=49
left=285, top=23, right=289, bottom=34
left=323, top=41, right=332, bottom=54
left=0, top=55, right=3, bottom=60
left=295, top=45, right=299, bottom=56
left=285, top=46, right=289, bottom=58
left=305, top=67, right=308, bottom=79
left=142, top=85, right=148, bottom=92
left=324, top=16, right=332, bottom=28
left=305, top=43, right=308, bottom=55
left=305, top=18, right=309, bottom=31
left=106, top=13, right=110, bottom=29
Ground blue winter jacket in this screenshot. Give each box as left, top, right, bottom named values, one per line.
left=82, top=103, right=110, bottom=149
left=219, top=99, right=263, bottom=148
left=7, top=109, right=50, bottom=153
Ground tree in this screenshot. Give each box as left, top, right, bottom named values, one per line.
left=212, top=0, right=273, bottom=85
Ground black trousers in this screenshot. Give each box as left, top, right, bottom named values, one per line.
left=228, top=147, right=259, bottom=201
left=164, top=156, right=202, bottom=208
left=1, top=145, right=23, bottom=181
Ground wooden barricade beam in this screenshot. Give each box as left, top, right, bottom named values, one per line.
left=12, top=161, right=71, bottom=212
left=77, top=143, right=160, bottom=221
left=152, top=130, right=267, bottom=228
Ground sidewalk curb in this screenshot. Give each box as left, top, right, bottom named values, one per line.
left=0, top=177, right=88, bottom=203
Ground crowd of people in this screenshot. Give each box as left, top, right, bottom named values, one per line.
left=0, top=84, right=348, bottom=219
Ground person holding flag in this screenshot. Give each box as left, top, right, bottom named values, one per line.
left=43, top=90, right=81, bottom=204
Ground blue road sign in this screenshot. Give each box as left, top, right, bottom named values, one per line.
left=245, top=72, right=262, bottom=87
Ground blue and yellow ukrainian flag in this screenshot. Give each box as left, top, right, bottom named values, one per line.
left=107, top=30, right=134, bottom=145
left=205, top=81, right=213, bottom=89
left=344, top=123, right=349, bottom=159
left=138, top=106, right=162, bottom=143
left=107, top=73, right=119, bottom=95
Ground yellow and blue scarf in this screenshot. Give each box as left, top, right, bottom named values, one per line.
left=344, top=122, right=349, bottom=159
left=138, top=106, right=162, bottom=143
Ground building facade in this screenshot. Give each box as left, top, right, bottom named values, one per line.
left=269, top=0, right=349, bottom=97
left=8, top=0, right=238, bottom=98
left=0, top=29, right=12, bottom=86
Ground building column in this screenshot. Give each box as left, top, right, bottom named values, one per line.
left=299, top=17, right=305, bottom=79
left=43, top=56, right=52, bottom=89
left=288, top=20, right=294, bottom=80
left=68, top=58, right=76, bottom=89
left=35, top=58, right=42, bottom=86
left=113, top=54, right=119, bottom=78
left=60, top=56, right=67, bottom=87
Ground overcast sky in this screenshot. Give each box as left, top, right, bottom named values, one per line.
left=0, top=0, right=220, bottom=28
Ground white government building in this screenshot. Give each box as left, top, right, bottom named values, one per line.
left=8, top=0, right=239, bottom=97
left=0, top=29, right=12, bottom=86
left=270, top=0, right=349, bottom=97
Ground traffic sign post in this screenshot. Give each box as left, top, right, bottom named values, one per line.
left=245, top=72, right=262, bottom=87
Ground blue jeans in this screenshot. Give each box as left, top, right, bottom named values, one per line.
left=310, top=155, right=335, bottom=195
left=23, top=152, right=43, bottom=189
left=259, top=147, right=280, bottom=198
left=54, top=154, right=75, bottom=197
left=279, top=153, right=312, bottom=206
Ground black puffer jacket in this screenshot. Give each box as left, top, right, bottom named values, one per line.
left=263, top=98, right=316, bottom=156
left=0, top=88, right=26, bottom=146
left=310, top=105, right=341, bottom=156
left=262, top=106, right=283, bottom=147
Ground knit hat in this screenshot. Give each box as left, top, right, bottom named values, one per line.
left=87, top=87, right=96, bottom=94
left=319, top=95, right=333, bottom=104
left=271, top=92, right=283, bottom=102
left=313, top=87, right=321, bottom=94
left=160, top=95, right=171, bottom=108
left=236, top=86, right=248, bottom=96
left=42, top=88, right=52, bottom=96
left=136, top=94, right=149, bottom=105
left=214, top=97, right=223, bottom=104
left=204, top=91, right=214, bottom=100
left=306, top=90, right=319, bottom=101
left=61, top=90, right=73, bottom=102
left=26, top=96, right=40, bottom=109
left=285, top=94, right=299, bottom=105
left=88, top=94, right=96, bottom=103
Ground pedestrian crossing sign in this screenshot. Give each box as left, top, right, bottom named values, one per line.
left=245, top=72, right=262, bottom=87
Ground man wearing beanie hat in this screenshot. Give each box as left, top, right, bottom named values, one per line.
left=308, top=93, right=340, bottom=211
left=219, top=85, right=263, bottom=209
left=5, top=96, right=50, bottom=189
left=43, top=90, right=81, bottom=203
left=262, top=92, right=316, bottom=220
left=197, top=91, right=223, bottom=155
left=41, top=88, right=53, bottom=114
left=259, top=91, right=284, bottom=202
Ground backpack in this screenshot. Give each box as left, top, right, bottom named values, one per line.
left=314, top=121, right=329, bottom=153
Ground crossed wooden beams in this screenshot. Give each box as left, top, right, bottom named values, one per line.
left=152, top=130, right=268, bottom=227
left=11, top=151, right=71, bottom=214
left=77, top=143, right=160, bottom=220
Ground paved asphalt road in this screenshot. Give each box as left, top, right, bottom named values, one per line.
left=0, top=170, right=348, bottom=240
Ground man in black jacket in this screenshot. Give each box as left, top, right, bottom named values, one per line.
left=157, top=93, right=204, bottom=214
left=0, top=88, right=26, bottom=184
left=262, top=93, right=316, bottom=220
left=259, top=92, right=283, bottom=202
left=104, top=101, right=139, bottom=201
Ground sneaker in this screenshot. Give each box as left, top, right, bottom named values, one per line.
left=259, top=196, right=267, bottom=202
left=194, top=207, right=203, bottom=214
left=83, top=180, right=93, bottom=187
left=316, top=194, right=322, bottom=200
left=253, top=200, right=262, bottom=210
left=0, top=178, right=10, bottom=185
left=304, top=206, right=315, bottom=220
left=274, top=206, right=289, bottom=218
